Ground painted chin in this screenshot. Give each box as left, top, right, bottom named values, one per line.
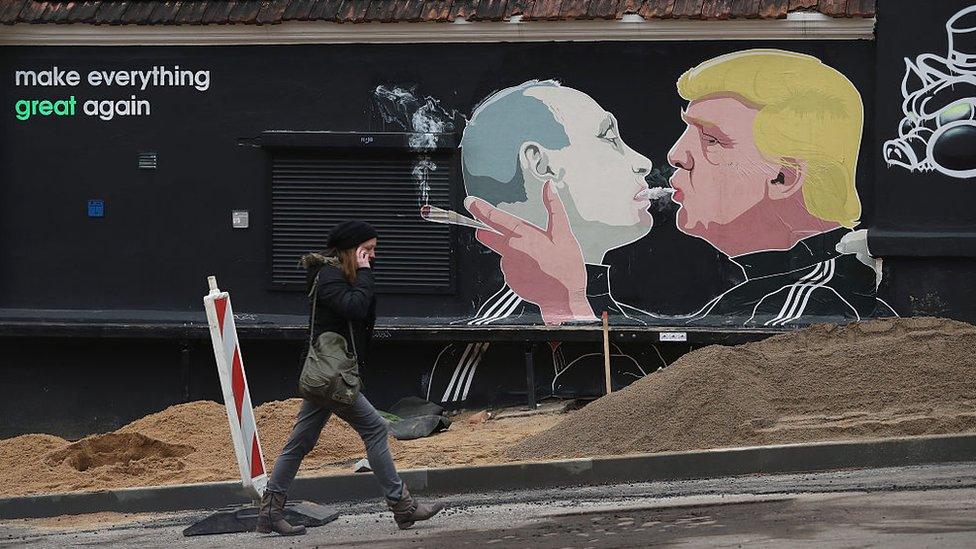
left=638, top=208, right=653, bottom=227
left=676, top=207, right=697, bottom=233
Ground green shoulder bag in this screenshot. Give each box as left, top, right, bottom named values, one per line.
left=298, top=275, right=362, bottom=409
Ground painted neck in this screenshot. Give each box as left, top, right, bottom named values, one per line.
left=706, top=197, right=841, bottom=258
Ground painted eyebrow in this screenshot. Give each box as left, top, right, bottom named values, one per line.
left=680, top=111, right=733, bottom=142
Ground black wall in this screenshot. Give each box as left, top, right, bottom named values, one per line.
left=1, top=40, right=875, bottom=321
left=871, top=0, right=976, bottom=320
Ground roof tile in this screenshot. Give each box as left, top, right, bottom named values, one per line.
left=845, top=0, right=872, bottom=17
left=524, top=0, right=561, bottom=20
left=420, top=0, right=453, bottom=22
left=730, top=0, right=760, bottom=18
left=201, top=0, right=236, bottom=22
left=121, top=0, right=157, bottom=22
left=450, top=0, right=481, bottom=20
left=256, top=0, right=290, bottom=24
left=177, top=1, right=210, bottom=24
left=818, top=0, right=846, bottom=16
left=673, top=0, right=703, bottom=18
left=93, top=1, right=129, bottom=24
left=338, top=0, right=369, bottom=22
left=473, top=0, right=507, bottom=20
left=758, top=0, right=788, bottom=18
left=560, top=0, right=589, bottom=19
left=586, top=0, right=620, bottom=19
left=306, top=0, right=342, bottom=20
left=0, top=0, right=26, bottom=23
left=702, top=0, right=733, bottom=19
left=505, top=0, right=534, bottom=17
left=8, top=0, right=876, bottom=24
left=392, top=0, right=425, bottom=21
left=641, top=0, right=675, bottom=18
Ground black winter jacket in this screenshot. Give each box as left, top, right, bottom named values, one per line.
left=310, top=261, right=376, bottom=367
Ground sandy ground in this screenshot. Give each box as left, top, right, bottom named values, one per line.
left=0, top=401, right=563, bottom=498
left=513, top=317, right=976, bottom=460
left=305, top=410, right=563, bottom=477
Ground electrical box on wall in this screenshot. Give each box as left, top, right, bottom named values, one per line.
left=232, top=210, right=249, bottom=229
left=87, top=199, right=104, bottom=218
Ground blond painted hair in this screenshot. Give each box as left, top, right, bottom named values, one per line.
left=677, top=49, right=863, bottom=228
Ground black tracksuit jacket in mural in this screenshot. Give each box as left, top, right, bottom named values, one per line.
left=427, top=265, right=652, bottom=405
left=426, top=227, right=896, bottom=406
left=682, top=228, right=896, bottom=327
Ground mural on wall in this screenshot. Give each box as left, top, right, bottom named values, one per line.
left=421, top=48, right=897, bottom=405
left=883, top=4, right=976, bottom=179
left=462, top=50, right=894, bottom=329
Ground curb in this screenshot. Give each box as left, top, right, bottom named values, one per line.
left=2, top=433, right=974, bottom=520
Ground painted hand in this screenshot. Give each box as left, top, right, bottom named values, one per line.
left=464, top=181, right=595, bottom=325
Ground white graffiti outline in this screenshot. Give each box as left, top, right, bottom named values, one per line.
left=883, top=5, right=976, bottom=179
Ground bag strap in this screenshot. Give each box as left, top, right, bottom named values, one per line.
left=307, top=270, right=359, bottom=358
left=347, top=320, right=358, bottom=358
left=307, top=272, right=320, bottom=349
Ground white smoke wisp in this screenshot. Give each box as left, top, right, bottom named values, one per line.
left=372, top=85, right=462, bottom=206
left=645, top=187, right=675, bottom=201
left=635, top=187, right=676, bottom=201
left=373, top=85, right=458, bottom=152
left=410, top=100, right=452, bottom=149
left=412, top=157, right=438, bottom=206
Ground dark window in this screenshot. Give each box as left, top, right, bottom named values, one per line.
left=270, top=150, right=454, bottom=293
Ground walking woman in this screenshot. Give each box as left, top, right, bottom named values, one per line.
left=257, top=220, right=444, bottom=536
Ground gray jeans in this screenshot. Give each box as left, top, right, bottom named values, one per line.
left=266, top=393, right=404, bottom=500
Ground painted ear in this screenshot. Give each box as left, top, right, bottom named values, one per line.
left=767, top=160, right=805, bottom=200
left=519, top=141, right=559, bottom=183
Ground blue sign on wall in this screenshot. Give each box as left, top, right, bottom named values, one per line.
left=87, top=199, right=104, bottom=218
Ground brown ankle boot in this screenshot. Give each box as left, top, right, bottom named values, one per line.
left=256, top=490, right=306, bottom=536
left=386, top=484, right=444, bottom=530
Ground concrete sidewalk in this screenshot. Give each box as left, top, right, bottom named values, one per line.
left=5, top=462, right=976, bottom=548
left=1, top=432, right=974, bottom=520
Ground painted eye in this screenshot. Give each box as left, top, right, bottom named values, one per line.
left=900, top=117, right=917, bottom=136
left=929, top=121, right=976, bottom=177
left=702, top=132, right=720, bottom=145
left=938, top=102, right=975, bottom=126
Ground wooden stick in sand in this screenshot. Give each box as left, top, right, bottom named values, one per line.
left=602, top=311, right=612, bottom=395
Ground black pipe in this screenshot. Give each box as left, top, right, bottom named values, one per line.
left=524, top=342, right=536, bottom=410
left=180, top=340, right=191, bottom=402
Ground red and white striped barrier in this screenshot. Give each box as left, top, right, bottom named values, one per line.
left=204, top=276, right=268, bottom=500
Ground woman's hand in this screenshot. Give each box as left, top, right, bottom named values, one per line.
left=355, top=246, right=372, bottom=269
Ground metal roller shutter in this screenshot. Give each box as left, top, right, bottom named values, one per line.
left=270, top=151, right=454, bottom=293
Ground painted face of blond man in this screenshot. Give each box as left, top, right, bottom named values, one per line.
left=668, top=49, right=864, bottom=258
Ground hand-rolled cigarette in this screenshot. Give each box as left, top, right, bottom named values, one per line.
left=420, top=204, right=500, bottom=233
left=636, top=187, right=676, bottom=201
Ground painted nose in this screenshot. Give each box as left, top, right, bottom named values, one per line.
left=668, top=147, right=694, bottom=171
left=629, top=148, right=653, bottom=176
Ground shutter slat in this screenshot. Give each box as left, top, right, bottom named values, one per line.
left=271, top=152, right=454, bottom=291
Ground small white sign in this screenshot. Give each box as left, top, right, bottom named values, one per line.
left=659, top=332, right=687, bottom=342
left=232, top=210, right=249, bottom=229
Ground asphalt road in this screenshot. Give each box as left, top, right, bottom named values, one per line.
left=3, top=462, right=976, bottom=548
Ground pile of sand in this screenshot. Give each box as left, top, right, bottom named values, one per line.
left=0, top=398, right=560, bottom=498
left=0, top=399, right=400, bottom=498
left=510, top=317, right=976, bottom=460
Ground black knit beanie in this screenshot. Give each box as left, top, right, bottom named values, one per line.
left=327, top=220, right=378, bottom=251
